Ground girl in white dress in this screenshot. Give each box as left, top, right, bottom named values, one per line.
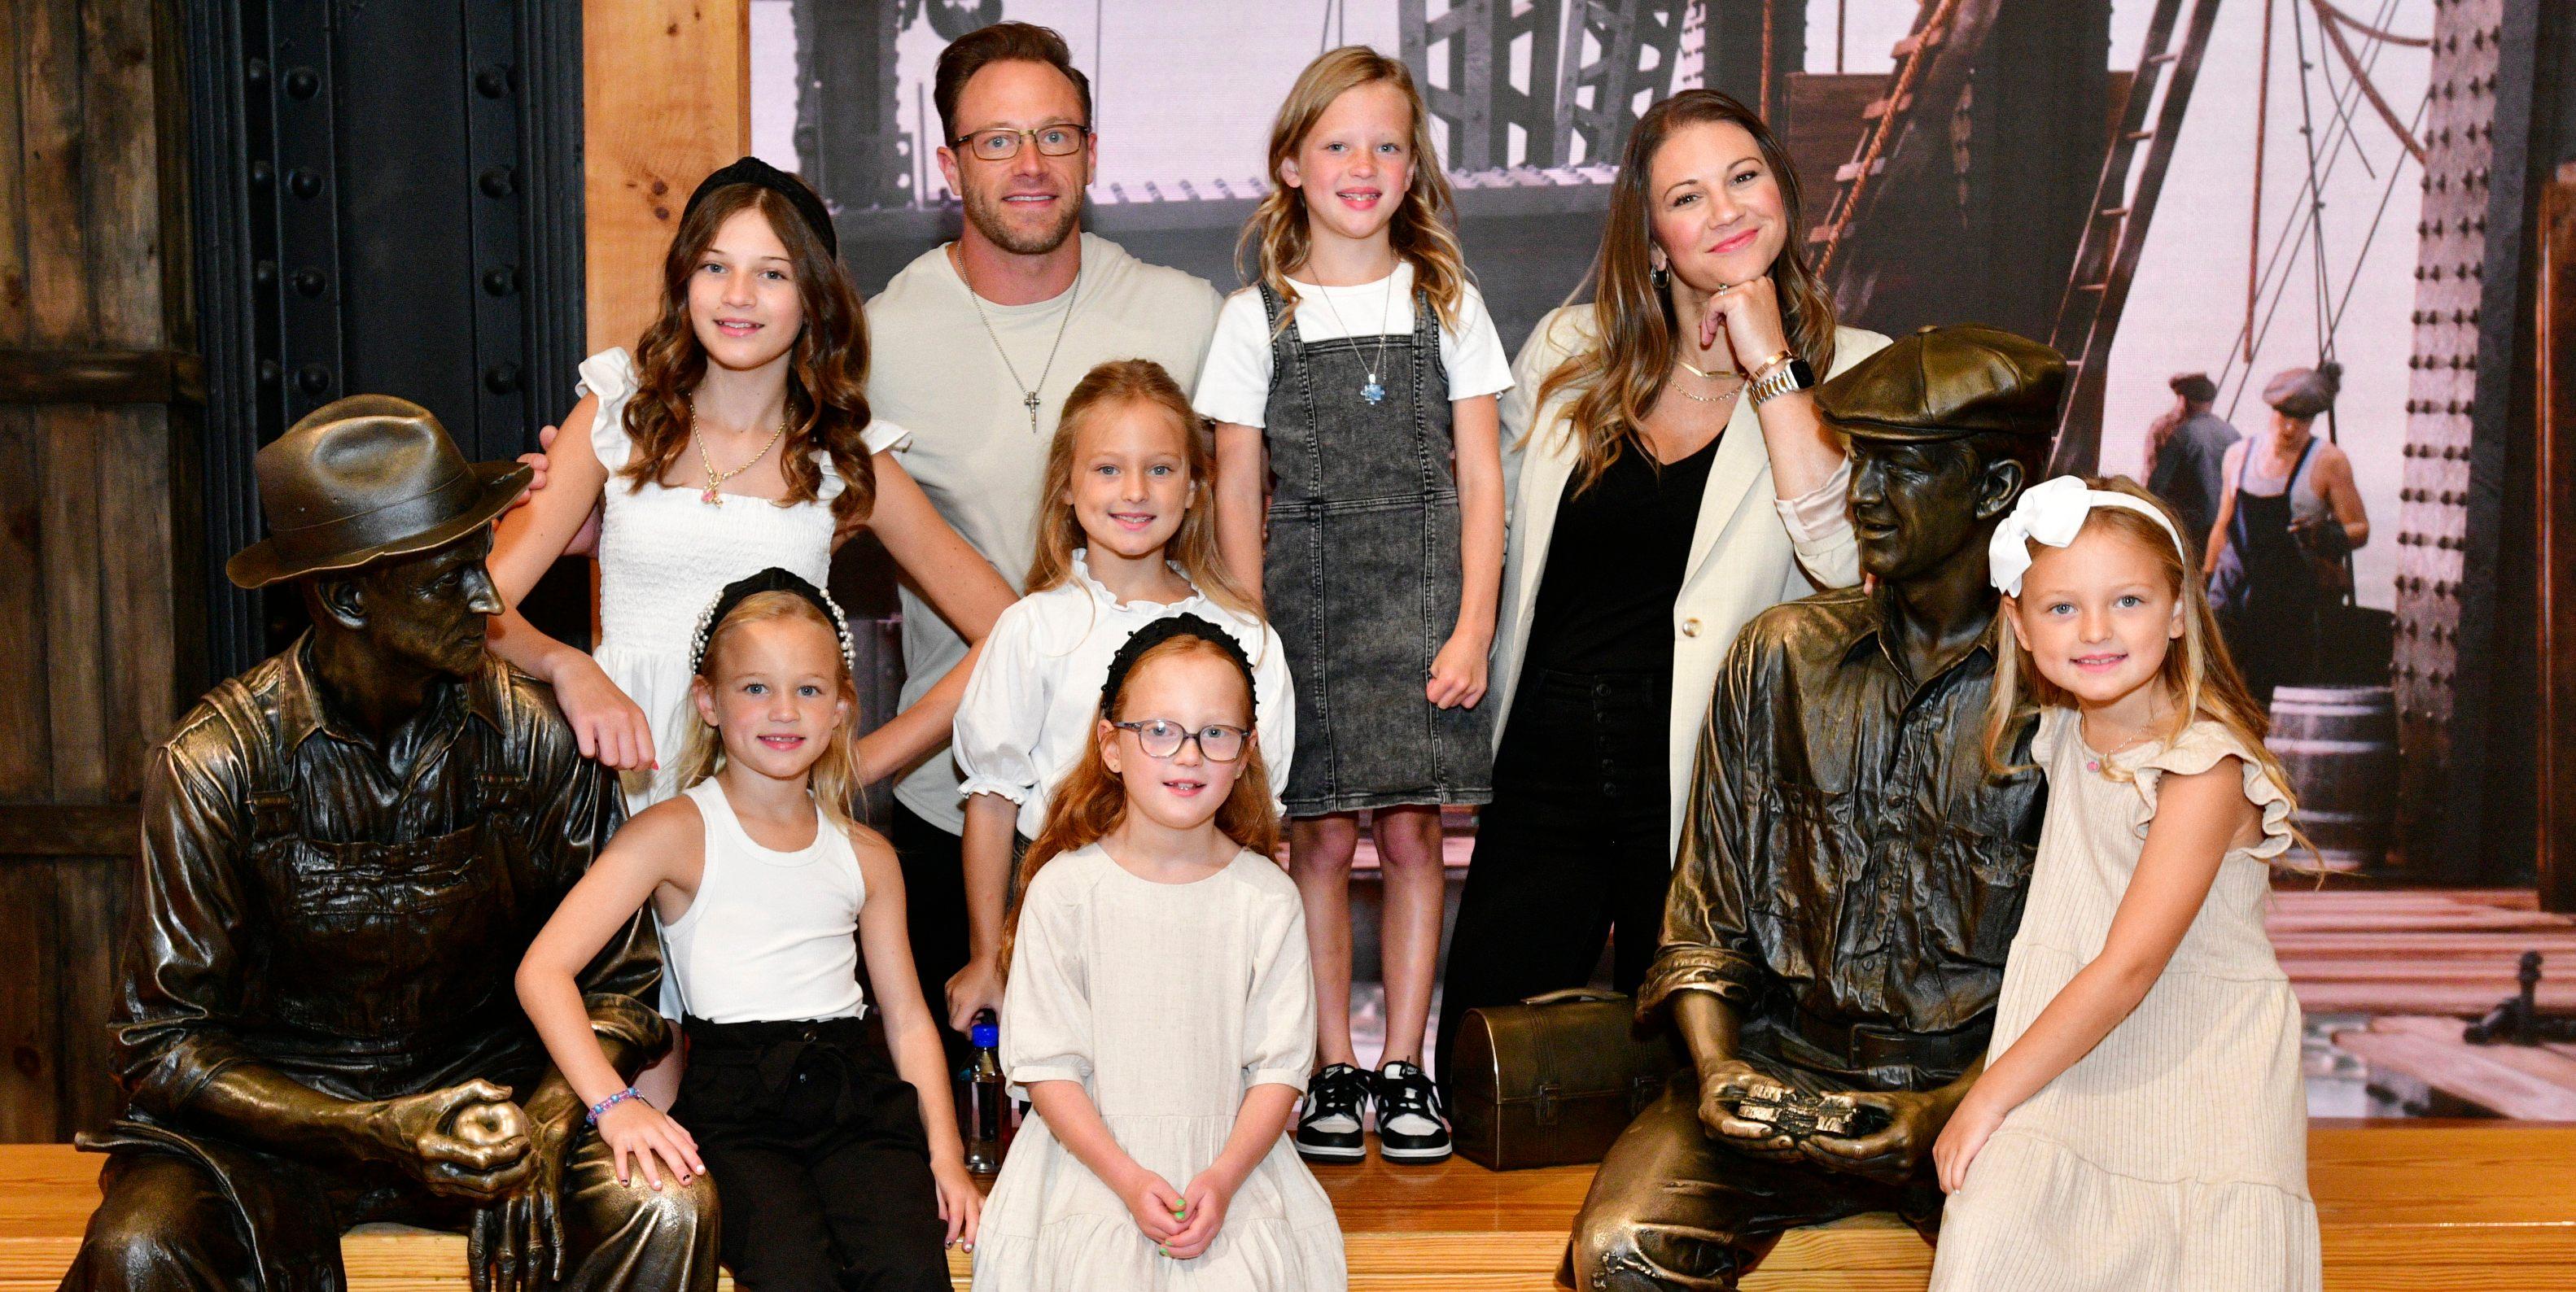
left=971, top=617, right=1345, bottom=1292
left=942, top=358, right=1296, bottom=1035
left=486, top=158, right=1016, bottom=814
left=1930, top=476, right=2320, bottom=1291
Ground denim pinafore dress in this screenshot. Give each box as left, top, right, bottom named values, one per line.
left=1259, top=283, right=1494, bottom=816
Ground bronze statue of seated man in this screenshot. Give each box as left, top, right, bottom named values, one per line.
left=1567, top=326, right=2065, bottom=1290
left=59, top=398, right=715, bottom=1292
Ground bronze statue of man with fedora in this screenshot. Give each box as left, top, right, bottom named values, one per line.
left=1567, top=327, right=2061, bottom=1290
left=59, top=398, right=714, bottom=1292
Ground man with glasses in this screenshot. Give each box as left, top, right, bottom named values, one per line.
left=864, top=21, right=1225, bottom=1063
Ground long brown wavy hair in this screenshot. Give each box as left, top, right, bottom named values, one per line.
left=674, top=591, right=868, bottom=834
left=1980, top=477, right=2318, bottom=869
left=621, top=182, right=877, bottom=528
left=1024, top=359, right=1258, bottom=619
left=999, top=635, right=1284, bottom=982
left=1237, top=46, right=1469, bottom=333
left=1534, top=89, right=1839, bottom=495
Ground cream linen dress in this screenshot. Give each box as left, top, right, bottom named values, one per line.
left=970, top=844, right=1346, bottom=1291
left=1931, top=709, right=2320, bottom=1292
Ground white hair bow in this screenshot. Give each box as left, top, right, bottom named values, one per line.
left=1988, top=475, right=2191, bottom=596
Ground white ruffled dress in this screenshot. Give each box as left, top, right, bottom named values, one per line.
left=971, top=845, right=1346, bottom=1292
left=1931, top=709, right=2321, bottom=1291
left=577, top=347, right=907, bottom=814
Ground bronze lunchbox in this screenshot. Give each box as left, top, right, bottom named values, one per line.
left=1450, top=989, right=1684, bottom=1171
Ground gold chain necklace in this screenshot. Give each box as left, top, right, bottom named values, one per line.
left=1672, top=358, right=1744, bottom=404
left=687, top=394, right=790, bottom=507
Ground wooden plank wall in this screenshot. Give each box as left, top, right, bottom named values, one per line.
left=582, top=0, right=749, bottom=354
left=0, top=0, right=197, bottom=1142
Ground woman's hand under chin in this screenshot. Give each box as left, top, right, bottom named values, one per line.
left=1695, top=273, right=1794, bottom=373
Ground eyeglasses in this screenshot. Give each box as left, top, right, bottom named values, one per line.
left=952, top=124, right=1089, bottom=162
left=1112, top=718, right=1249, bottom=762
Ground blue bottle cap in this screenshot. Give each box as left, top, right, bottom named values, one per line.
left=971, top=1022, right=1000, bottom=1048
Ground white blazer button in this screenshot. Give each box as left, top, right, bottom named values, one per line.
left=1681, top=618, right=1703, bottom=638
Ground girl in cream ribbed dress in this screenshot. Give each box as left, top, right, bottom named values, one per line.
left=972, top=617, right=1344, bottom=1292
left=1931, top=477, right=2320, bottom=1292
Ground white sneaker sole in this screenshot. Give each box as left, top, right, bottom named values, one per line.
left=1375, top=1141, right=1454, bottom=1162
left=1296, top=1140, right=1369, bottom=1162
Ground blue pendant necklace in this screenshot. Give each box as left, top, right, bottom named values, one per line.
left=1312, top=271, right=1401, bottom=405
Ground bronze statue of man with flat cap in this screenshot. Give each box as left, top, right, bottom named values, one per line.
left=1567, top=326, right=2062, bottom=1290
left=59, top=398, right=714, bottom=1292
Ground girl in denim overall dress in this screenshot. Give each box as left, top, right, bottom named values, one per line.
left=1201, top=46, right=1511, bottom=1165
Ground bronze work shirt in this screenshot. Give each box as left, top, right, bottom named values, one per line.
left=1641, top=587, right=2045, bottom=1088
left=114, top=635, right=659, bottom=1122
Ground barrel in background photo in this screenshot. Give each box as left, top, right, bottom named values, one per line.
left=2266, top=686, right=2401, bottom=874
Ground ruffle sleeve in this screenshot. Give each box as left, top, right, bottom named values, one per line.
left=574, top=347, right=639, bottom=471
left=2126, top=719, right=2296, bottom=863
left=1238, top=876, right=1315, bottom=1093
left=815, top=418, right=914, bottom=502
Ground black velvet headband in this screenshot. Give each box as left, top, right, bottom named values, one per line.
left=1099, top=614, right=1259, bottom=722
left=689, top=568, right=855, bottom=675
left=683, top=156, right=838, bottom=259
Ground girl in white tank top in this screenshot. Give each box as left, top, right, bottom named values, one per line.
left=518, top=569, right=981, bottom=1287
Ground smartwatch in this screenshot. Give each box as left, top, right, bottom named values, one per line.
left=1750, top=356, right=1816, bottom=406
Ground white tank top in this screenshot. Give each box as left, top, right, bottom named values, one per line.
left=657, top=779, right=868, bottom=1024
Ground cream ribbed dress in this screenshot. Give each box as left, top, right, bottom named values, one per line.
left=1930, top=709, right=2320, bottom=1292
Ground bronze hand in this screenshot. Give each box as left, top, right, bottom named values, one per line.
left=468, top=1074, right=586, bottom=1292
left=371, top=1080, right=536, bottom=1202
left=1795, top=1058, right=1979, bottom=1183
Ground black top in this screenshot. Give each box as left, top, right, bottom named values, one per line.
left=1521, top=434, right=1721, bottom=675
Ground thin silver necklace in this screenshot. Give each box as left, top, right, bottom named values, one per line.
left=952, top=243, right=1081, bottom=433
left=1310, top=270, right=1401, bottom=405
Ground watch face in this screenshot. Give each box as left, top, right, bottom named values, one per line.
left=1786, top=359, right=1816, bottom=390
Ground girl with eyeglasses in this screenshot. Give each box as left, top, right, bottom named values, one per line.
left=970, top=617, right=1345, bottom=1291
left=942, top=360, right=1296, bottom=1037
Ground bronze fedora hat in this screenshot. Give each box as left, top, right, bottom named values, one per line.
left=225, top=395, right=531, bottom=588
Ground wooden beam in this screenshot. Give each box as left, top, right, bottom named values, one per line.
left=0, top=349, right=203, bottom=406
left=0, top=804, right=138, bottom=858
left=581, top=0, right=750, bottom=356
left=2541, top=164, right=2576, bottom=914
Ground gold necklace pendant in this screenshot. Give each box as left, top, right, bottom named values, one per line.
left=689, top=394, right=791, bottom=507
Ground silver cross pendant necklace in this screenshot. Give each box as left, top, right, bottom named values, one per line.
left=954, top=242, right=1082, bottom=433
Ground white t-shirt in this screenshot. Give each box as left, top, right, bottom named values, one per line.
left=951, top=552, right=1297, bottom=839
left=1192, top=261, right=1515, bottom=428
left=866, top=234, right=1226, bottom=834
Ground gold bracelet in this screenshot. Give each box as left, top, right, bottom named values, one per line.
left=1749, top=350, right=1797, bottom=382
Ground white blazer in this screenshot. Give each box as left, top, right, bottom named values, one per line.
left=1489, top=308, right=1893, bottom=853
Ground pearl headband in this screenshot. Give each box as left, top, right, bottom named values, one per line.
left=1988, top=476, right=2193, bottom=597
left=689, top=567, right=855, bottom=675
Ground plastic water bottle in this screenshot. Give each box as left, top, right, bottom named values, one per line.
left=961, top=1014, right=1005, bottom=1175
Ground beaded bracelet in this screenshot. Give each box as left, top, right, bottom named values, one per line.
left=586, top=1087, right=644, bottom=1126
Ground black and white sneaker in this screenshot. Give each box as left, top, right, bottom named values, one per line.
left=1294, top=1063, right=1371, bottom=1163
left=1372, top=1060, right=1452, bottom=1163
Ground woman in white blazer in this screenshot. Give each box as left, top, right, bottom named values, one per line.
left=1436, top=91, right=1890, bottom=1084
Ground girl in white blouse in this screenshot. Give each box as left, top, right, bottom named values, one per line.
left=943, top=360, right=1294, bottom=1034
left=971, top=617, right=1344, bottom=1291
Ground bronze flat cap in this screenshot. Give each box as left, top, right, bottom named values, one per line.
left=2262, top=363, right=2340, bottom=417
left=226, top=395, right=531, bottom=588
left=1815, top=324, right=2066, bottom=442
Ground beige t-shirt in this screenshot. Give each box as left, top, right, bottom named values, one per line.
left=865, top=233, right=1225, bottom=833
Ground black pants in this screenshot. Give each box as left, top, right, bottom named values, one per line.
left=888, top=803, right=973, bottom=1071
left=1436, top=666, right=1675, bottom=1091
left=672, top=1015, right=947, bottom=1292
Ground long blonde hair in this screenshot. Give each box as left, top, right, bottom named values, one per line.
left=1534, top=89, right=1839, bottom=496
left=1026, top=359, right=1258, bottom=618
left=1237, top=46, right=1469, bottom=334
left=1981, top=478, right=2316, bottom=866
left=999, top=635, right=1283, bottom=982
left=672, top=591, right=866, bottom=832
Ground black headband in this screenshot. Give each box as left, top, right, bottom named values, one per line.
left=683, top=156, right=838, bottom=259
left=689, top=568, right=855, bottom=674
left=1099, top=614, right=1259, bottom=723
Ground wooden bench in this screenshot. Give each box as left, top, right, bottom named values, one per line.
left=6, top=1124, right=2575, bottom=1290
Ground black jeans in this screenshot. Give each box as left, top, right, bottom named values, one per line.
left=1436, top=666, right=1675, bottom=1091
left=888, top=803, right=972, bottom=1072
left=672, top=1015, right=947, bottom=1292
